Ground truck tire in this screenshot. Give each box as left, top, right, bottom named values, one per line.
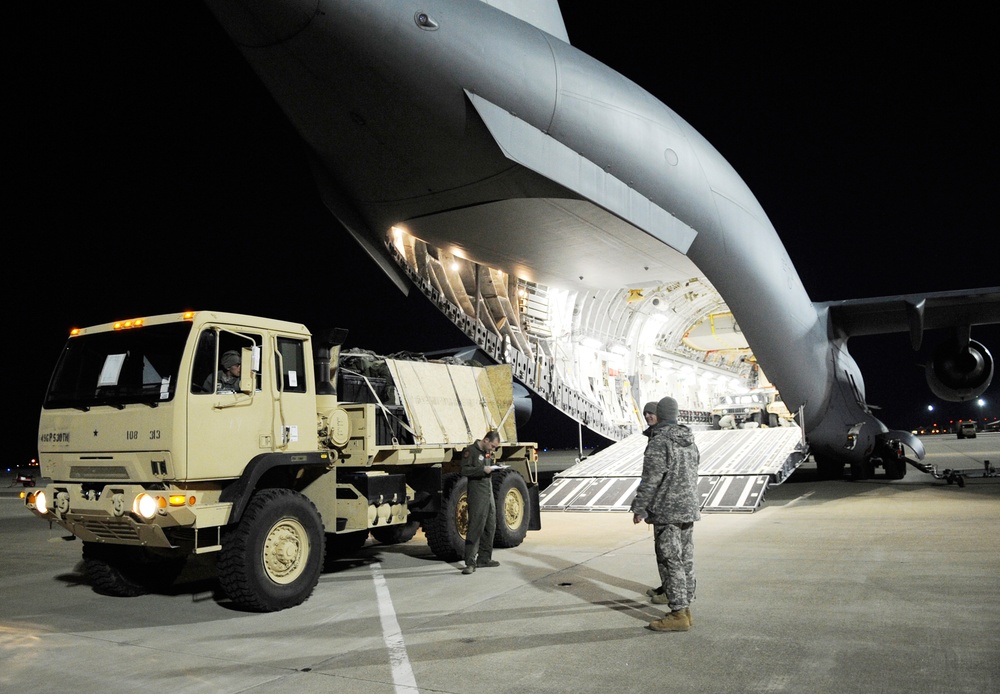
left=492, top=468, right=530, bottom=548
left=218, top=488, right=325, bottom=612
left=82, top=543, right=184, bottom=597
left=423, top=473, right=466, bottom=561
left=371, top=519, right=420, bottom=545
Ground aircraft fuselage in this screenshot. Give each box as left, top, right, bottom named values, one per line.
left=204, top=0, right=899, bottom=471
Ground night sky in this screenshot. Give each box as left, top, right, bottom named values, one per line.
left=11, top=3, right=998, bottom=466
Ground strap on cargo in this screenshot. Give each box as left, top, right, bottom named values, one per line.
left=340, top=368, right=417, bottom=443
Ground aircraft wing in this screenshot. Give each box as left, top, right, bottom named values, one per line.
left=822, top=287, right=1000, bottom=348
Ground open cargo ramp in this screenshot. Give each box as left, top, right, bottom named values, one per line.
left=539, top=427, right=807, bottom=513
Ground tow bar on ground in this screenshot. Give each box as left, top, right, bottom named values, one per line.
left=916, top=459, right=996, bottom=487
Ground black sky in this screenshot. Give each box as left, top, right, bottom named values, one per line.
left=11, top=4, right=998, bottom=466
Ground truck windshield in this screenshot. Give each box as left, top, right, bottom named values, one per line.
left=44, top=322, right=193, bottom=409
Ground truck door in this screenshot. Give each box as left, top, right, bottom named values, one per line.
left=269, top=333, right=316, bottom=454
left=187, top=326, right=274, bottom=479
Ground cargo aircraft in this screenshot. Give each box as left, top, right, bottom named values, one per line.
left=200, top=0, right=999, bottom=481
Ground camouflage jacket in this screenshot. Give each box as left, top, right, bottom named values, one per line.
left=203, top=369, right=241, bottom=393
left=630, top=422, right=701, bottom=524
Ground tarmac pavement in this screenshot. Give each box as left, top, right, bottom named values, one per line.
left=1, top=434, right=997, bottom=693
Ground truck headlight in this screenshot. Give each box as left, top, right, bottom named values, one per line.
left=132, top=493, right=158, bottom=519
left=32, top=490, right=48, bottom=515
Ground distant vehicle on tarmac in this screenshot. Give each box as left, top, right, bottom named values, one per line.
left=956, top=421, right=977, bottom=439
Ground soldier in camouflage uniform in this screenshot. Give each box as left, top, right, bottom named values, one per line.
left=630, top=396, right=701, bottom=632
left=203, top=350, right=242, bottom=393
left=459, top=430, right=502, bottom=574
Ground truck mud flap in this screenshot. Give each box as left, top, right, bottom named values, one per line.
left=528, top=484, right=541, bottom=530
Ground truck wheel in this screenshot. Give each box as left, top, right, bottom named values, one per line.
left=711, top=415, right=722, bottom=430
left=492, top=468, right=530, bottom=548
left=371, top=519, right=420, bottom=545
left=218, top=488, right=325, bottom=612
left=423, top=473, right=466, bottom=561
left=82, top=543, right=184, bottom=597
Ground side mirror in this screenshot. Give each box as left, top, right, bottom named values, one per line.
left=239, top=346, right=255, bottom=394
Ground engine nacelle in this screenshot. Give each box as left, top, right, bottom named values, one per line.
left=925, top=338, right=994, bottom=401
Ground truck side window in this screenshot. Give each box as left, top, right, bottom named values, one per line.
left=276, top=337, right=307, bottom=393
left=191, top=329, right=263, bottom=393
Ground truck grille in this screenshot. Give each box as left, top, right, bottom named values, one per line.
left=70, top=465, right=130, bottom=480
left=77, top=518, right=141, bottom=542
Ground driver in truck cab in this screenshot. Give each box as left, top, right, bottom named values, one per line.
left=204, top=350, right=242, bottom=393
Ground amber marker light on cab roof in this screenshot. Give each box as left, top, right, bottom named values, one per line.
left=113, top=318, right=145, bottom=330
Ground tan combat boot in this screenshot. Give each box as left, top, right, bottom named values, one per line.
left=685, top=607, right=693, bottom=626
left=647, top=609, right=691, bottom=632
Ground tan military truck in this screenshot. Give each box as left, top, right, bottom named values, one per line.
left=765, top=392, right=797, bottom=427
left=711, top=390, right=796, bottom=429
left=25, top=310, right=539, bottom=612
left=710, top=392, right=768, bottom=429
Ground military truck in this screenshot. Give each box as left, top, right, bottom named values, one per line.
left=765, top=393, right=797, bottom=427
left=955, top=421, right=977, bottom=439
left=25, top=310, right=539, bottom=612
left=711, top=390, right=796, bottom=429
left=710, top=392, right=768, bottom=429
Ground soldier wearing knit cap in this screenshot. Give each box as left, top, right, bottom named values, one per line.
left=656, top=395, right=679, bottom=424
left=630, top=395, right=701, bottom=632
left=204, top=350, right=243, bottom=393
left=642, top=401, right=658, bottom=430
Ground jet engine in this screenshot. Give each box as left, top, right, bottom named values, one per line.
left=925, top=337, right=994, bottom=401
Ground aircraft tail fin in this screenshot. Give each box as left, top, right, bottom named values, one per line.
left=481, top=0, right=569, bottom=43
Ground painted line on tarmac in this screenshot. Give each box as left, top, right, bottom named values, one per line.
left=371, top=561, right=418, bottom=693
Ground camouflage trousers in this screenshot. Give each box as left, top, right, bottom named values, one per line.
left=652, top=522, right=696, bottom=612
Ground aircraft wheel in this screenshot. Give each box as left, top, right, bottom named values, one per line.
left=815, top=457, right=844, bottom=480
left=883, top=459, right=907, bottom=480
left=850, top=459, right=874, bottom=481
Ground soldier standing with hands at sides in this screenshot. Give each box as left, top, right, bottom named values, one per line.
left=460, top=430, right=502, bottom=574
left=630, top=396, right=701, bottom=631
